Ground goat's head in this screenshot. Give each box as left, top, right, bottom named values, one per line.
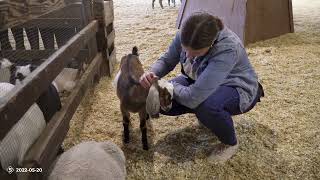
left=117, top=46, right=143, bottom=86
left=146, top=79, right=174, bottom=118
left=120, top=46, right=142, bottom=70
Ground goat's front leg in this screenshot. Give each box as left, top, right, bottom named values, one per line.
left=152, top=0, right=156, bottom=9
left=168, top=0, right=170, bottom=6
left=159, top=0, right=164, bottom=9
left=121, top=106, right=130, bottom=144
left=139, top=110, right=150, bottom=150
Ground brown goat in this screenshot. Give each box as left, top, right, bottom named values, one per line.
left=114, top=47, right=173, bottom=150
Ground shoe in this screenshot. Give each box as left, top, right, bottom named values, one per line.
left=207, top=143, right=239, bottom=164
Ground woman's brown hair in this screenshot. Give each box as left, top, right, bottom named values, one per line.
left=181, top=12, right=224, bottom=50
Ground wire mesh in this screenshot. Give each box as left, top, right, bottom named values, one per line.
left=0, top=0, right=96, bottom=84
left=0, top=1, right=99, bottom=176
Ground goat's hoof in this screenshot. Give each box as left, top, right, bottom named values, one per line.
left=57, top=146, right=64, bottom=155
left=143, top=145, right=149, bottom=151
left=123, top=138, right=130, bottom=144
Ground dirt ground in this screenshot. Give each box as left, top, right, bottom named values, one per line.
left=63, top=0, right=320, bottom=179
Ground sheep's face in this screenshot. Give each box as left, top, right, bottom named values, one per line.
left=146, top=79, right=174, bottom=118
left=15, top=64, right=37, bottom=84
left=158, top=87, right=172, bottom=112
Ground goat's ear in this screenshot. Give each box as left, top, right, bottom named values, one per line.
left=132, top=46, right=139, bottom=56
left=146, top=84, right=160, bottom=118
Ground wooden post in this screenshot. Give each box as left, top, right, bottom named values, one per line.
left=93, top=0, right=110, bottom=77
left=104, top=0, right=116, bottom=75
left=288, top=0, right=294, bottom=33
left=82, top=0, right=98, bottom=64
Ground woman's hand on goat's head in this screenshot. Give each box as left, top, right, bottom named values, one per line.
left=139, top=72, right=158, bottom=89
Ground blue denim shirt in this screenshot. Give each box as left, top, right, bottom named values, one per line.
left=151, top=27, right=259, bottom=112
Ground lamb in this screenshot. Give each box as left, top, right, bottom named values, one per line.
left=1, top=59, right=63, bottom=153
left=47, top=141, right=126, bottom=180
left=0, top=58, right=80, bottom=122
left=0, top=58, right=78, bottom=93
left=114, top=47, right=173, bottom=150
left=15, top=64, right=78, bottom=93
left=2, top=60, right=62, bottom=123
left=0, top=82, right=46, bottom=171
left=52, top=67, right=78, bottom=93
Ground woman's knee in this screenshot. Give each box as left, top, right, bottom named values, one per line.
left=195, top=99, right=222, bottom=125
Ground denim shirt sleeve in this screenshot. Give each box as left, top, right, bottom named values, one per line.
left=172, top=46, right=238, bottom=109
left=150, top=32, right=182, bottom=78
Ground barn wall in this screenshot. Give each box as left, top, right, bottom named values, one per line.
left=177, top=0, right=294, bottom=45
left=245, top=0, right=293, bottom=44
left=177, top=0, right=247, bottom=43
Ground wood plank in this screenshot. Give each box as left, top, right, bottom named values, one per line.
left=1, top=1, right=79, bottom=29
left=41, top=3, right=82, bottom=19
left=0, top=20, right=98, bottom=140
left=104, top=0, right=114, bottom=27
left=106, top=22, right=113, bottom=34
left=176, top=0, right=187, bottom=29
left=0, top=169, right=16, bottom=180
left=288, top=0, right=294, bottom=33
left=108, top=48, right=116, bottom=75
left=107, top=29, right=115, bottom=49
left=245, top=0, right=293, bottom=44
left=16, top=18, right=82, bottom=29
left=20, top=53, right=103, bottom=180
left=0, top=49, right=89, bottom=64
left=93, top=0, right=110, bottom=77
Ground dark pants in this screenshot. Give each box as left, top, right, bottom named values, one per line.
left=161, top=75, right=261, bottom=146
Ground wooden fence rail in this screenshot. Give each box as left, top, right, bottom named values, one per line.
left=0, top=0, right=116, bottom=179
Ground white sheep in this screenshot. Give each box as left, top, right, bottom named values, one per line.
left=48, top=141, right=126, bottom=180
left=53, top=67, right=78, bottom=93
left=0, top=58, right=78, bottom=93
left=1, top=60, right=62, bottom=123
left=0, top=82, right=46, bottom=171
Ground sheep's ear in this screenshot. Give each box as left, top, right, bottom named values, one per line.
left=146, top=84, right=160, bottom=118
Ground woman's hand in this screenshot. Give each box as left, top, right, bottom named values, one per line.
left=139, top=72, right=158, bottom=89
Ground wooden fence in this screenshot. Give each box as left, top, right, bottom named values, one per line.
left=0, top=0, right=116, bottom=179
